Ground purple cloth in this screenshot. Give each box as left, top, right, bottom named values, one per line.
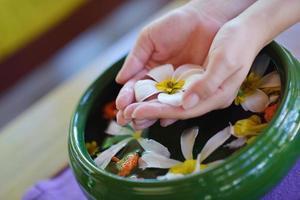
left=22, top=169, right=86, bottom=200
left=23, top=159, right=300, bottom=200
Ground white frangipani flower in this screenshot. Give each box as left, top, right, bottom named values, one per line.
left=94, top=121, right=170, bottom=169
left=139, top=126, right=231, bottom=180
left=134, top=64, right=204, bottom=106
left=235, top=54, right=281, bottom=112
left=224, top=115, right=267, bottom=149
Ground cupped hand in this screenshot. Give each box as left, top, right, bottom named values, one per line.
left=115, top=4, right=226, bottom=129
left=121, top=19, right=262, bottom=129
left=115, top=0, right=260, bottom=129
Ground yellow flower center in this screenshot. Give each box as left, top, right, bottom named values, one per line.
left=234, top=115, right=267, bottom=137
left=156, top=79, right=185, bottom=94
left=235, top=72, right=261, bottom=105
left=132, top=131, right=142, bottom=140
left=169, top=159, right=207, bottom=175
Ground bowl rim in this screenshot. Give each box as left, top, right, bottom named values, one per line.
left=68, top=41, right=300, bottom=186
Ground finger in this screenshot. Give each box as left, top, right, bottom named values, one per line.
left=123, top=103, right=141, bottom=120
left=132, top=119, right=157, bottom=130
left=183, top=52, right=241, bottom=104
left=116, top=69, right=148, bottom=110
left=160, top=119, right=177, bottom=127
left=116, top=110, right=130, bottom=126
left=116, top=27, right=154, bottom=84
left=132, top=102, right=186, bottom=119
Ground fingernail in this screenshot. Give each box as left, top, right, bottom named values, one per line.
left=183, top=93, right=199, bottom=109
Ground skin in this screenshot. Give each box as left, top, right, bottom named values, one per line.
left=115, top=0, right=300, bottom=130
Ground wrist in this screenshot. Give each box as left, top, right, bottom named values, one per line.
left=186, top=0, right=256, bottom=25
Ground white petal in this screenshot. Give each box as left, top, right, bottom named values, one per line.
left=157, top=173, right=184, bottom=180
left=134, top=80, right=160, bottom=102
left=183, top=74, right=203, bottom=90
left=94, top=138, right=132, bottom=169
left=259, top=71, right=281, bottom=88
left=172, top=64, right=204, bottom=80
left=251, top=54, right=270, bottom=77
left=177, top=67, right=205, bottom=81
left=199, top=126, right=232, bottom=163
left=194, top=155, right=224, bottom=174
left=138, top=151, right=181, bottom=169
left=157, top=92, right=183, bottom=106
left=147, top=64, right=174, bottom=82
left=241, top=89, right=269, bottom=112
left=105, top=121, right=133, bottom=136
left=180, top=127, right=199, bottom=160
left=194, top=153, right=202, bottom=173
left=269, top=94, right=279, bottom=104
left=224, top=137, right=247, bottom=149
left=172, top=64, right=197, bottom=79
left=138, top=138, right=170, bottom=157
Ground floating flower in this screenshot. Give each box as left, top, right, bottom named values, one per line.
left=134, top=64, right=204, bottom=106
left=139, top=126, right=231, bottom=179
left=111, top=152, right=140, bottom=177
left=94, top=121, right=171, bottom=170
left=235, top=54, right=281, bottom=112
left=224, top=115, right=267, bottom=149
left=103, top=101, right=117, bottom=120
left=233, top=115, right=267, bottom=137
left=85, top=141, right=99, bottom=156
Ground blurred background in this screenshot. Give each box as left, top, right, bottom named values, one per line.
left=0, top=0, right=170, bottom=129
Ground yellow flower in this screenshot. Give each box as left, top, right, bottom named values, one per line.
left=233, top=115, right=267, bottom=137
left=134, top=64, right=204, bottom=106
left=85, top=141, right=99, bottom=156
left=139, top=127, right=230, bottom=180
left=169, top=160, right=207, bottom=175
left=235, top=72, right=261, bottom=105
left=235, top=55, right=281, bottom=113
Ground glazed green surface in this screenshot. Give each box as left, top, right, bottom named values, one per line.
left=68, top=42, right=300, bottom=200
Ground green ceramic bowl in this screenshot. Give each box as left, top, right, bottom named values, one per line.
left=68, top=42, right=300, bottom=200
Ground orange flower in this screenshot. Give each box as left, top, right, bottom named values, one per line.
left=103, top=101, right=117, bottom=120
left=117, top=153, right=140, bottom=177
left=264, top=103, right=278, bottom=122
